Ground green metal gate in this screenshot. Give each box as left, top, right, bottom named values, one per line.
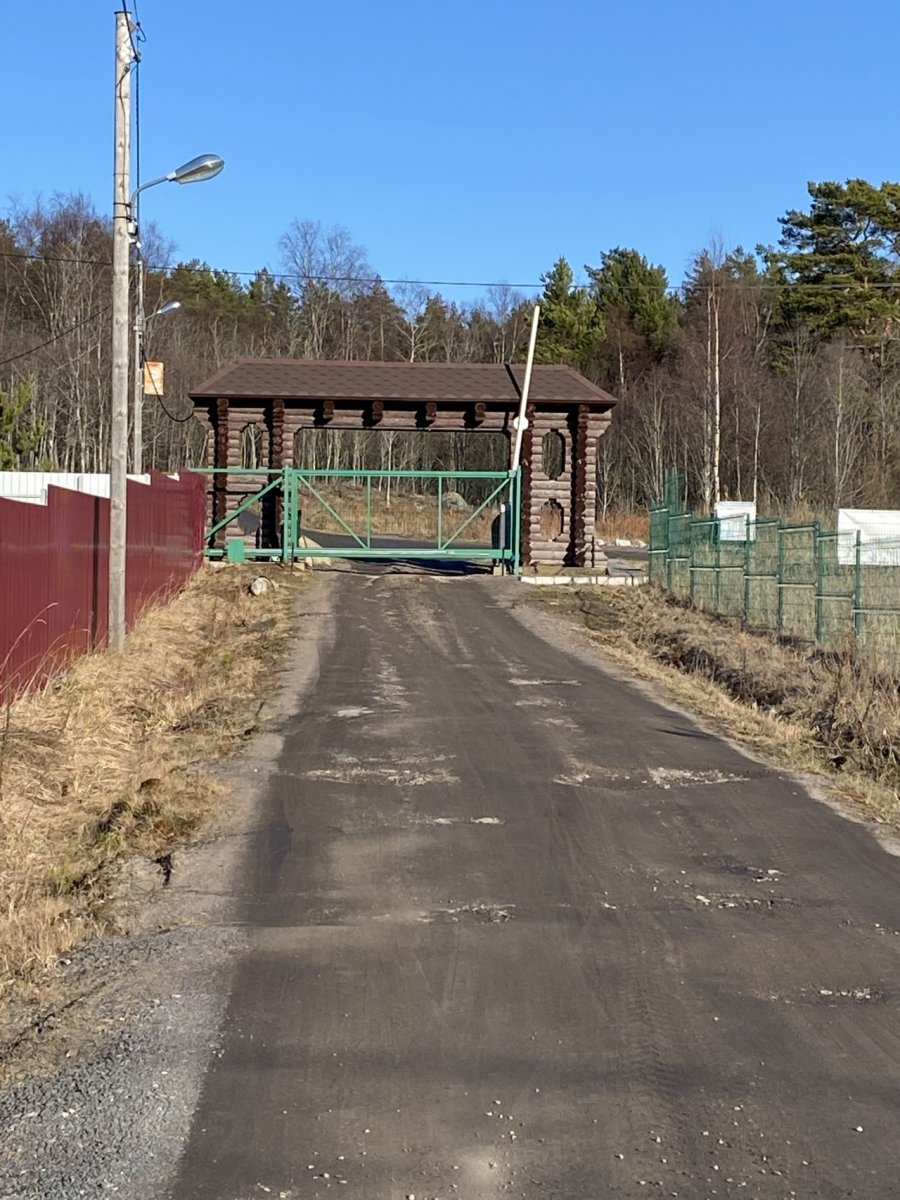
left=196, top=467, right=522, bottom=571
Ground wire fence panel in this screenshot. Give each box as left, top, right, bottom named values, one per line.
left=719, top=540, right=746, bottom=617
left=818, top=532, right=855, bottom=647
left=857, top=536, right=900, bottom=652
left=689, top=518, right=717, bottom=610
left=746, top=518, right=780, bottom=632
left=648, top=475, right=900, bottom=658
left=667, top=512, right=692, bottom=600
left=779, top=524, right=817, bottom=641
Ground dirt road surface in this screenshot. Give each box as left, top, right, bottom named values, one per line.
left=162, top=572, right=900, bottom=1200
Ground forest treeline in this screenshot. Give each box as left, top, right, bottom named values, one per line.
left=2, top=179, right=900, bottom=512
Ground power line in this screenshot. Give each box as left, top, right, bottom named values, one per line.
left=133, top=21, right=142, bottom=202
left=122, top=0, right=144, bottom=60
left=3, top=248, right=900, bottom=294
left=0, top=252, right=547, bottom=290
left=0, top=306, right=109, bottom=368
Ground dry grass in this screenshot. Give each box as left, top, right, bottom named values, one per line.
left=524, top=585, right=900, bottom=827
left=594, top=509, right=649, bottom=544
left=0, top=563, right=301, bottom=1017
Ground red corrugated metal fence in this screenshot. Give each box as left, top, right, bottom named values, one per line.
left=0, top=472, right=206, bottom=698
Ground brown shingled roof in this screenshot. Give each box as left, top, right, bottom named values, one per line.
left=189, top=359, right=617, bottom=408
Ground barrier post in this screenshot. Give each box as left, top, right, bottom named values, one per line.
left=854, top=529, right=863, bottom=640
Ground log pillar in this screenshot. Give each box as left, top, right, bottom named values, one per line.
left=211, top=397, right=229, bottom=548
left=519, top=406, right=535, bottom=566
left=265, top=397, right=285, bottom=548
left=569, top=404, right=589, bottom=567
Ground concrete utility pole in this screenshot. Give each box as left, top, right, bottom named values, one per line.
left=110, top=10, right=133, bottom=652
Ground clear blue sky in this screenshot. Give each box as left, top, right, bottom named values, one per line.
left=5, top=0, right=900, bottom=302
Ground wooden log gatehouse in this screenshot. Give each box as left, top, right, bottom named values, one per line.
left=189, top=360, right=617, bottom=569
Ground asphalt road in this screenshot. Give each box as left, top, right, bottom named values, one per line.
left=299, top=527, right=496, bottom=575
left=171, top=573, right=900, bottom=1200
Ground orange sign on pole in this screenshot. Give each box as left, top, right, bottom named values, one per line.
left=142, top=361, right=165, bottom=396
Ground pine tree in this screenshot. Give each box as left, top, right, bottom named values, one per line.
left=765, top=180, right=900, bottom=339
left=587, top=247, right=679, bottom=361
left=535, top=257, right=603, bottom=370
left=0, top=378, right=43, bottom=469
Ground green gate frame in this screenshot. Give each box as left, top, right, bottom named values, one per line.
left=194, top=467, right=522, bottom=571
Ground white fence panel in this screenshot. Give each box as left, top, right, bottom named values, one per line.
left=715, top=500, right=757, bottom=541
left=837, top=509, right=900, bottom=566
left=0, top=472, right=151, bottom=506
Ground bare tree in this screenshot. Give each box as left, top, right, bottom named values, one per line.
left=393, top=281, right=435, bottom=363
left=279, top=219, right=372, bottom=358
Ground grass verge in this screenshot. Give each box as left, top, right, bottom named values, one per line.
left=0, top=563, right=302, bottom=1037
left=522, top=584, right=900, bottom=828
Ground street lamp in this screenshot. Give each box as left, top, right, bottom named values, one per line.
left=150, top=299, right=182, bottom=317
left=132, top=153, right=225, bottom=204
left=110, top=11, right=223, bottom=655
left=130, top=154, right=224, bottom=474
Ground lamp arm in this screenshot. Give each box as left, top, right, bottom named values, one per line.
left=129, top=173, right=172, bottom=210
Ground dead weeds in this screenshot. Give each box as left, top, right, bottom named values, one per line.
left=594, top=509, right=650, bottom=545
left=524, top=585, right=900, bottom=827
left=0, top=563, right=302, bottom=1027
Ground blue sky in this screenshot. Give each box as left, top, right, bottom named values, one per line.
left=5, top=0, right=900, bottom=302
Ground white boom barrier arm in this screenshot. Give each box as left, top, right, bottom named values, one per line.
left=510, top=304, right=540, bottom=474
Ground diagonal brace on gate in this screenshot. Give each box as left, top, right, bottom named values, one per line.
left=203, top=471, right=285, bottom=544
left=439, top=476, right=512, bottom=551
left=295, top=472, right=369, bottom=550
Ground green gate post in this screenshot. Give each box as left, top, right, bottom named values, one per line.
left=291, top=469, right=299, bottom=551
left=437, top=476, right=443, bottom=551
left=714, top=517, right=721, bottom=612
left=814, top=522, right=825, bottom=644
left=281, top=467, right=291, bottom=563
left=854, top=529, right=863, bottom=640
left=777, top=521, right=785, bottom=635
left=366, top=475, right=372, bottom=549
left=512, top=468, right=521, bottom=573
left=743, top=514, right=752, bottom=622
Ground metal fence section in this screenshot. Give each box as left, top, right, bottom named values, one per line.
left=0, top=471, right=152, bottom=504
left=649, top=494, right=900, bottom=653
left=197, top=467, right=522, bottom=570
left=0, top=471, right=205, bottom=699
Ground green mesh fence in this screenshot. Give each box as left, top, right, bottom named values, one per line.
left=857, top=536, right=900, bottom=652
left=817, top=531, right=855, bottom=647
left=647, top=500, right=900, bottom=656
left=779, top=524, right=817, bottom=640
left=746, top=518, right=780, bottom=632
left=667, top=512, right=692, bottom=600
